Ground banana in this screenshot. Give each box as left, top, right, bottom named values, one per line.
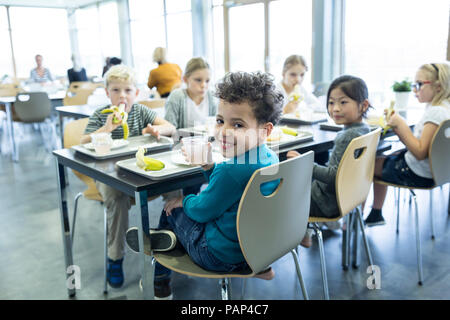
left=382, top=100, right=396, bottom=135
left=136, top=147, right=165, bottom=171
left=289, top=85, right=303, bottom=102
left=280, top=127, right=298, bottom=136
left=100, top=103, right=129, bottom=139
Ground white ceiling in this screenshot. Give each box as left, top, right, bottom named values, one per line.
left=0, top=0, right=108, bottom=9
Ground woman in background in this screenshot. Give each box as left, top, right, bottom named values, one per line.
left=30, top=54, right=53, bottom=84
left=147, top=47, right=182, bottom=98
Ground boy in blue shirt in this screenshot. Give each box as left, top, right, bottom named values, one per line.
left=127, top=71, right=284, bottom=299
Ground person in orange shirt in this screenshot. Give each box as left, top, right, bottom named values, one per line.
left=147, top=47, right=182, bottom=98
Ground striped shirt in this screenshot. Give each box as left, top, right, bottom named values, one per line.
left=30, top=68, right=53, bottom=83
left=84, top=103, right=157, bottom=139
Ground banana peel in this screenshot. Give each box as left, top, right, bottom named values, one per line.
left=280, top=127, right=298, bottom=136
left=136, top=147, right=165, bottom=171
left=101, top=103, right=129, bottom=139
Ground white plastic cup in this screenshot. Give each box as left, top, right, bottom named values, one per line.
left=91, top=132, right=113, bottom=155
left=182, top=136, right=208, bottom=164
left=205, top=116, right=217, bottom=137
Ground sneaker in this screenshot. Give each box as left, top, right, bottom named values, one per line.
left=139, top=278, right=173, bottom=300
left=364, top=209, right=386, bottom=227
left=107, top=258, right=124, bottom=288
left=126, top=227, right=177, bottom=253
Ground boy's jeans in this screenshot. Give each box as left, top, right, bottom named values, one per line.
left=155, top=207, right=247, bottom=282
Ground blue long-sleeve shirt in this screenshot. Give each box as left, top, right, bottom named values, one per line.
left=182, top=144, right=279, bottom=264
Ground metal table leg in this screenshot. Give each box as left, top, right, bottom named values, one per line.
left=135, top=190, right=155, bottom=300
left=58, top=114, right=69, bottom=185
left=4, top=102, right=18, bottom=162
left=55, top=160, right=76, bottom=297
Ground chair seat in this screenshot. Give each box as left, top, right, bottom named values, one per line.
left=309, top=216, right=342, bottom=223
left=373, top=177, right=435, bottom=190
left=154, top=248, right=253, bottom=279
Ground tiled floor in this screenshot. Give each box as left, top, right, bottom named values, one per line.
left=0, top=125, right=449, bottom=300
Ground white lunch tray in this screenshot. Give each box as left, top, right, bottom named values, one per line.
left=116, top=149, right=225, bottom=180
left=72, top=134, right=173, bottom=160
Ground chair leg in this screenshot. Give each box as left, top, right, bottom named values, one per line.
left=342, top=214, right=351, bottom=270
left=103, top=207, right=108, bottom=294
left=429, top=190, right=435, bottom=240
left=448, top=188, right=450, bottom=214
left=220, top=278, right=231, bottom=300
left=352, top=211, right=360, bottom=269
left=290, top=249, right=309, bottom=300
left=312, top=223, right=330, bottom=300
left=240, top=278, right=246, bottom=300
left=410, top=190, right=424, bottom=286
left=396, top=187, right=400, bottom=234
left=356, top=206, right=375, bottom=269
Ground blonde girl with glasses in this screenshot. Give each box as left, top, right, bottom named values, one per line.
left=365, top=63, right=450, bottom=226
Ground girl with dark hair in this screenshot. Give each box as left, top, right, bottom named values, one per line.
left=287, top=75, right=372, bottom=247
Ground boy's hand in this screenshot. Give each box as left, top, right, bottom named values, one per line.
left=286, top=150, right=301, bottom=159
left=143, top=124, right=161, bottom=140
left=104, top=112, right=122, bottom=132
left=164, top=196, right=184, bottom=216
left=181, top=142, right=214, bottom=169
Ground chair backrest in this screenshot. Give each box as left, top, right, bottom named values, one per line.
left=236, top=151, right=314, bottom=274
left=69, top=81, right=104, bottom=91
left=63, top=88, right=94, bottom=106
left=14, top=92, right=52, bottom=123
left=0, top=85, right=21, bottom=97
left=138, top=99, right=166, bottom=109
left=64, top=118, right=103, bottom=201
left=335, top=128, right=381, bottom=216
left=429, top=119, right=450, bottom=186
left=64, top=118, right=89, bottom=149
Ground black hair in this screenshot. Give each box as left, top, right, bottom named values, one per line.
left=110, top=57, right=122, bottom=65
left=326, top=75, right=372, bottom=118
left=215, top=71, right=284, bottom=125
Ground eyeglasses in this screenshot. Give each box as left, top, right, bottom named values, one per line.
left=411, top=81, right=432, bottom=91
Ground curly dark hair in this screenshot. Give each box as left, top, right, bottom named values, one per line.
left=215, top=71, right=284, bottom=125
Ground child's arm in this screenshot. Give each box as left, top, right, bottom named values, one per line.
left=80, top=112, right=122, bottom=144
left=142, top=116, right=176, bottom=139
left=183, top=166, right=242, bottom=223
left=388, top=114, right=438, bottom=160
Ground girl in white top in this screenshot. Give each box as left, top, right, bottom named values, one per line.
left=365, top=63, right=450, bottom=226
left=164, top=57, right=217, bottom=129
left=277, top=55, right=321, bottom=114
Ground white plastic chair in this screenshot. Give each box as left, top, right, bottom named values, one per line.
left=150, top=151, right=315, bottom=299
left=309, top=128, right=382, bottom=299
left=374, top=119, right=450, bottom=285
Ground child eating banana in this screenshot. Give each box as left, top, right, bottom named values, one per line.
left=80, top=65, right=175, bottom=289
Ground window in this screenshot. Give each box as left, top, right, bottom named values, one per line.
left=0, top=6, right=13, bottom=79
left=228, top=3, right=265, bottom=73
left=9, top=6, right=71, bottom=79
left=76, top=2, right=120, bottom=78
left=215, top=0, right=313, bottom=88
left=129, top=0, right=192, bottom=85
left=211, top=2, right=225, bottom=82
left=345, top=0, right=449, bottom=108
left=269, top=0, right=313, bottom=88
left=129, top=0, right=166, bottom=85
